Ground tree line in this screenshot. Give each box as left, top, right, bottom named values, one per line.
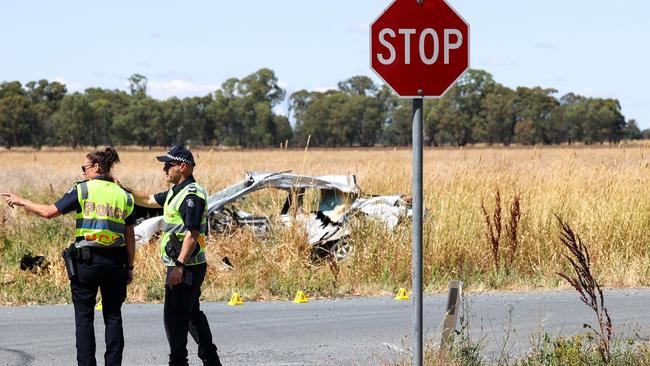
left=0, top=68, right=645, bottom=149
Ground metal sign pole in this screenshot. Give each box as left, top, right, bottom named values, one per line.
left=412, top=95, right=424, bottom=366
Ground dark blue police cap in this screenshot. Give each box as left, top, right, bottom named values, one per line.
left=156, top=146, right=196, bottom=166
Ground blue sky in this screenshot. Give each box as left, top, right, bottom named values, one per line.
left=1, top=1, right=648, bottom=128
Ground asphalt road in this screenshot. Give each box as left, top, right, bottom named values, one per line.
left=2, top=289, right=650, bottom=365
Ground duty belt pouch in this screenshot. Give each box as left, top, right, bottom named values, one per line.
left=165, top=235, right=182, bottom=260
left=165, top=234, right=201, bottom=260
left=79, top=247, right=91, bottom=262
left=62, top=243, right=78, bottom=280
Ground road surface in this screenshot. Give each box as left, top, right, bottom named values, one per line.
left=1, top=289, right=650, bottom=365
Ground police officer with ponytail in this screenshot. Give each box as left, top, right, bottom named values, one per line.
left=124, top=146, right=221, bottom=366
left=2, top=147, right=136, bottom=366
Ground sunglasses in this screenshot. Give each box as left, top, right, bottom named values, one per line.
left=163, top=162, right=181, bottom=171
left=81, top=164, right=95, bottom=173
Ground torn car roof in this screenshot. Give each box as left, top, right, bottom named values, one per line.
left=207, top=171, right=360, bottom=213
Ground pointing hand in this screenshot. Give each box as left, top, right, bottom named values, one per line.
left=1, top=193, right=24, bottom=208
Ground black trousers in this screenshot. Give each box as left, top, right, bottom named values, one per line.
left=164, top=262, right=221, bottom=366
left=70, top=248, right=128, bottom=366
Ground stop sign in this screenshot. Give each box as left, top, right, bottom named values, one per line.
left=370, top=0, right=469, bottom=98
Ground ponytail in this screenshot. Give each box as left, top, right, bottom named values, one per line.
left=87, top=147, right=120, bottom=174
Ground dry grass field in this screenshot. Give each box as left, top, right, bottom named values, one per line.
left=1, top=145, right=650, bottom=305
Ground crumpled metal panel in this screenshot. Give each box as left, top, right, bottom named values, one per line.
left=135, top=171, right=412, bottom=252
left=246, top=171, right=359, bottom=194
left=207, top=171, right=359, bottom=214
left=134, top=216, right=163, bottom=247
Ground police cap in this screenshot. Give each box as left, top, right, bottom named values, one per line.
left=156, top=146, right=196, bottom=166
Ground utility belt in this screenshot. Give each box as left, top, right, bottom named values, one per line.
left=62, top=242, right=127, bottom=280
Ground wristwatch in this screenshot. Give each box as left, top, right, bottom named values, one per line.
left=174, top=260, right=185, bottom=268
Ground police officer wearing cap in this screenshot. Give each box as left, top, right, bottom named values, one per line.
left=1, top=147, right=136, bottom=366
left=124, top=146, right=221, bottom=366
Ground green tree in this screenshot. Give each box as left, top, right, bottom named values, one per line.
left=437, top=94, right=469, bottom=146
left=480, top=84, right=517, bottom=145
left=160, top=98, right=184, bottom=145
left=250, top=102, right=276, bottom=147
left=559, top=93, right=588, bottom=144
left=88, top=99, right=114, bottom=146
left=0, top=82, right=30, bottom=148
left=238, top=68, right=285, bottom=107
left=423, top=99, right=442, bottom=146
left=624, top=119, right=642, bottom=140
left=211, top=69, right=288, bottom=147
left=292, top=80, right=385, bottom=147
left=642, top=128, right=650, bottom=139
left=337, top=78, right=383, bottom=146
left=293, top=91, right=345, bottom=146
left=2, top=67, right=636, bottom=148
left=560, top=95, right=626, bottom=144
left=274, top=114, right=293, bottom=146
left=354, top=96, right=383, bottom=147
left=112, top=97, right=164, bottom=147
left=85, top=88, right=131, bottom=146
left=583, top=98, right=625, bottom=144
left=208, top=89, right=237, bottom=146
left=0, top=81, right=25, bottom=98
left=128, top=74, right=148, bottom=97
left=384, top=99, right=413, bottom=146
left=289, top=89, right=320, bottom=145
left=513, top=119, right=536, bottom=145
left=512, top=87, right=559, bottom=145
left=376, top=85, right=399, bottom=141
left=188, top=95, right=218, bottom=146
left=0, top=94, right=34, bottom=149
left=433, top=69, right=497, bottom=146
left=52, top=93, right=94, bottom=148
left=338, top=76, right=377, bottom=96
left=25, top=80, right=67, bottom=147
left=161, top=97, right=215, bottom=146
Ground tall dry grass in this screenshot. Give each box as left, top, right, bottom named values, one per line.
left=1, top=145, right=650, bottom=304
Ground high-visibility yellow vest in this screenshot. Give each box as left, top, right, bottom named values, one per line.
left=75, top=179, right=134, bottom=248
left=160, top=182, right=208, bottom=266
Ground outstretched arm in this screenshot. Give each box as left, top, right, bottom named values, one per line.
left=116, top=182, right=161, bottom=208
left=1, top=193, right=61, bottom=219
left=129, top=189, right=161, bottom=208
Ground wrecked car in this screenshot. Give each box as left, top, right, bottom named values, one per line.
left=134, top=171, right=413, bottom=261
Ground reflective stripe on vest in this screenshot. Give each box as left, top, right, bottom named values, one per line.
left=76, top=218, right=126, bottom=233
left=75, top=180, right=134, bottom=248
left=160, top=182, right=208, bottom=266
left=80, top=182, right=133, bottom=207
left=160, top=222, right=208, bottom=234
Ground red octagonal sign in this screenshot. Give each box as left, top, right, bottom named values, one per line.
left=371, top=0, right=469, bottom=98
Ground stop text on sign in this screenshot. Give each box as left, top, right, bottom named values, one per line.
left=370, top=0, right=469, bottom=97
left=376, top=28, right=463, bottom=65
